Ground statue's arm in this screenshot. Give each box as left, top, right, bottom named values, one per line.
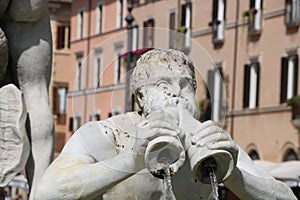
left=223, top=146, right=297, bottom=200
left=35, top=122, right=138, bottom=200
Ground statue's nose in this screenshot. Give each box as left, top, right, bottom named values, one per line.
left=171, top=85, right=181, bottom=97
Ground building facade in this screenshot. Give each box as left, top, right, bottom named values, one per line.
left=43, top=0, right=300, bottom=198
left=49, top=0, right=72, bottom=156
left=66, top=0, right=300, bottom=163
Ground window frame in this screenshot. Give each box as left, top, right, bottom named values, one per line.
left=96, top=2, right=104, bottom=34
left=280, top=54, right=299, bottom=103
left=248, top=0, right=263, bottom=35
left=143, top=18, right=155, bottom=48
left=181, top=2, right=192, bottom=48
left=285, top=0, right=300, bottom=27
left=243, top=61, right=260, bottom=109
left=94, top=48, right=103, bottom=88
left=77, top=8, right=84, bottom=39
left=209, top=0, right=226, bottom=45
left=207, top=65, right=225, bottom=122
left=76, top=56, right=83, bottom=91
left=116, top=0, right=124, bottom=28
left=169, top=11, right=176, bottom=49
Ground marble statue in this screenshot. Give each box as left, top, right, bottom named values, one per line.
left=36, top=49, right=296, bottom=200
left=0, top=1, right=54, bottom=199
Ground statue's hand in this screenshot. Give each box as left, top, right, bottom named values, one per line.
left=190, top=120, right=238, bottom=165
left=132, top=110, right=183, bottom=171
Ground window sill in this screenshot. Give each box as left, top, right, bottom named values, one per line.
left=227, top=105, right=291, bottom=117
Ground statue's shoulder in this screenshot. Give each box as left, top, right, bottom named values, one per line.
left=72, top=112, right=141, bottom=161
left=104, top=111, right=142, bottom=128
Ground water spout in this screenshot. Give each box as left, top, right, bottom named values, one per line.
left=145, top=135, right=185, bottom=179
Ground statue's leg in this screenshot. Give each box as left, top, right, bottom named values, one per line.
left=0, top=85, right=29, bottom=188
left=2, top=12, right=54, bottom=199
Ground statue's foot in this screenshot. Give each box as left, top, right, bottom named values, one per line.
left=0, top=84, right=29, bottom=187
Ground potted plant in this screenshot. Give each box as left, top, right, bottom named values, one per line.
left=287, top=96, right=300, bottom=132
left=287, top=95, right=300, bottom=119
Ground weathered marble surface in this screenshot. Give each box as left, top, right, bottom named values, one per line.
left=0, top=84, right=29, bottom=187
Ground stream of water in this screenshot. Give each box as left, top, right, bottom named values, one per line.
left=163, top=166, right=176, bottom=200
left=208, top=167, right=219, bottom=200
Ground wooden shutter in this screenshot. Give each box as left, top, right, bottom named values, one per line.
left=52, top=86, right=59, bottom=114
left=149, top=19, right=155, bottom=47
left=96, top=114, right=100, bottom=121
left=143, top=21, right=148, bottom=47
left=293, top=54, right=299, bottom=96
left=117, top=55, right=121, bottom=83
left=181, top=4, right=186, bottom=27
left=56, top=26, right=64, bottom=49
left=255, top=62, right=260, bottom=107
left=213, top=0, right=218, bottom=21
left=280, top=57, right=288, bottom=103
left=207, top=69, right=215, bottom=99
left=218, top=67, right=224, bottom=119
left=243, top=64, right=251, bottom=108
left=69, top=117, right=73, bottom=132
left=169, top=12, right=176, bottom=48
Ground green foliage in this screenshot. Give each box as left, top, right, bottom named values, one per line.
left=287, top=95, right=300, bottom=106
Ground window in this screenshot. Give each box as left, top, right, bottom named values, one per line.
left=52, top=84, right=68, bottom=125
left=132, top=26, right=139, bottom=51
left=76, top=57, right=83, bottom=90
left=56, top=25, right=70, bottom=50
left=285, top=0, right=300, bottom=27
left=181, top=2, right=192, bottom=48
left=280, top=54, right=299, bottom=103
left=77, top=9, right=84, bottom=39
left=207, top=66, right=224, bottom=122
left=116, top=0, right=124, bottom=28
left=248, top=150, right=260, bottom=160
left=209, top=0, right=226, bottom=45
left=69, top=115, right=81, bottom=132
left=143, top=18, right=155, bottom=48
left=131, top=93, right=136, bottom=111
left=115, top=54, right=123, bottom=84
left=243, top=61, right=260, bottom=109
left=132, top=0, right=140, bottom=5
left=94, top=48, right=102, bottom=87
left=96, top=2, right=104, bottom=34
left=248, top=0, right=263, bottom=34
left=169, top=11, right=176, bottom=48
left=283, top=148, right=299, bottom=161
left=108, top=108, right=121, bottom=117
left=90, top=110, right=101, bottom=121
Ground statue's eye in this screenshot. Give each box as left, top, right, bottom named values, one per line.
left=180, top=81, right=194, bottom=93
left=155, top=80, right=169, bottom=89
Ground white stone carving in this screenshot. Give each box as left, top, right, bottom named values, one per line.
left=0, top=84, right=29, bottom=187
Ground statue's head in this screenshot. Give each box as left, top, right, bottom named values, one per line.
left=132, top=49, right=198, bottom=117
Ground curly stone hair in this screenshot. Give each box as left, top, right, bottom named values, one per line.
left=131, top=48, right=197, bottom=94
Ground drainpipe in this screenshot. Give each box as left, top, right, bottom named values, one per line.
left=125, top=1, right=134, bottom=112
left=177, top=0, right=181, bottom=29
left=84, top=0, right=92, bottom=123
left=230, top=0, right=240, bottom=139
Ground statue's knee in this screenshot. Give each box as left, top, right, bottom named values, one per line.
left=8, top=0, right=47, bottom=22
